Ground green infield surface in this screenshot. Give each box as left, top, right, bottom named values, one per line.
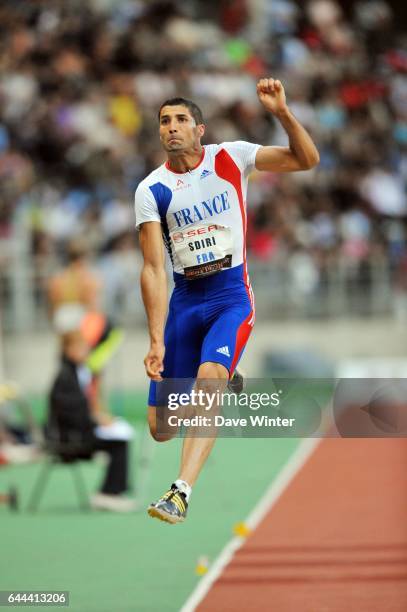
left=0, top=392, right=300, bottom=612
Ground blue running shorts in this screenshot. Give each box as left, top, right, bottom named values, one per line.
left=148, top=264, right=254, bottom=406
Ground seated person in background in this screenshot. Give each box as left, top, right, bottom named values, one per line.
left=48, top=329, right=135, bottom=513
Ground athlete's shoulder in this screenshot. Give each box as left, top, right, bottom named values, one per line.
left=211, top=141, right=261, bottom=171
left=136, top=164, right=168, bottom=193
left=134, top=167, right=164, bottom=227
left=217, top=140, right=260, bottom=152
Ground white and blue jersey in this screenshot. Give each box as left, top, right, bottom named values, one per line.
left=134, top=141, right=260, bottom=405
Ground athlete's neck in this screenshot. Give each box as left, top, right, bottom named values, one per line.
left=166, top=146, right=204, bottom=173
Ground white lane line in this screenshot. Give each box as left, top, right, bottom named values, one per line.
left=180, top=437, right=321, bottom=612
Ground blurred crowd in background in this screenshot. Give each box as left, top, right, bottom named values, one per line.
left=0, top=0, right=406, bottom=326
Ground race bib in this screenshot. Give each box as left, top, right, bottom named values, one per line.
left=170, top=223, right=233, bottom=280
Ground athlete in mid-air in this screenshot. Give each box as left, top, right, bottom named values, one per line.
left=135, top=78, right=319, bottom=523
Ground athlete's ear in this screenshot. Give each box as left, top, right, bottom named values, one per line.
left=198, top=124, right=205, bottom=139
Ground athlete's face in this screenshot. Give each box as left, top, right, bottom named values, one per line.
left=159, top=105, right=205, bottom=153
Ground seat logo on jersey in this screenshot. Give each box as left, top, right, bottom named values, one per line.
left=172, top=190, right=230, bottom=228
left=200, top=169, right=213, bottom=179
left=216, top=345, right=230, bottom=357
left=171, top=224, right=220, bottom=244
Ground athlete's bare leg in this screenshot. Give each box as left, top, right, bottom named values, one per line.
left=147, top=362, right=228, bottom=522
left=178, top=361, right=228, bottom=486
left=147, top=405, right=179, bottom=442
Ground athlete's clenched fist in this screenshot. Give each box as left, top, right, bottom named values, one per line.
left=256, top=77, right=288, bottom=116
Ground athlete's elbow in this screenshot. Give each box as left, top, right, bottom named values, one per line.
left=302, top=150, right=320, bottom=170
left=311, top=150, right=320, bottom=167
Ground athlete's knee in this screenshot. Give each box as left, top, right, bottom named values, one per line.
left=147, top=406, right=177, bottom=442
left=193, top=363, right=228, bottom=415
left=148, top=421, right=173, bottom=442
left=197, top=363, right=229, bottom=398
left=198, top=361, right=229, bottom=381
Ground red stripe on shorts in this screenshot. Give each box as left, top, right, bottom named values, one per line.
left=230, top=310, right=254, bottom=375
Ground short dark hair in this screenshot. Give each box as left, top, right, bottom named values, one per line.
left=158, top=97, right=204, bottom=125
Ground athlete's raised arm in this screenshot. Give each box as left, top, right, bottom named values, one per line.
left=255, top=77, right=319, bottom=173
left=139, top=221, right=167, bottom=381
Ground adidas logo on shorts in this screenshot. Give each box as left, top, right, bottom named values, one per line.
left=216, top=345, right=230, bottom=357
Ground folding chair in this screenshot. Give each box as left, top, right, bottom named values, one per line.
left=27, top=428, right=91, bottom=512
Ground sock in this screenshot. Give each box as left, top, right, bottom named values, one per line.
left=174, top=479, right=192, bottom=502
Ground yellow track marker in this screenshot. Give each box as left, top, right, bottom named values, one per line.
left=233, top=522, right=251, bottom=537
left=195, top=556, right=209, bottom=575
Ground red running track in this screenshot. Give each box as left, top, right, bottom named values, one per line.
left=198, top=439, right=407, bottom=612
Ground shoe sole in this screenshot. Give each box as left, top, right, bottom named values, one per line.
left=147, top=505, right=185, bottom=524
